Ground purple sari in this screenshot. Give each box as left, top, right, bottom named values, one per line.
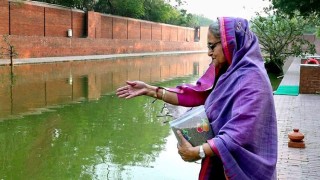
left=172, top=17, right=277, bottom=179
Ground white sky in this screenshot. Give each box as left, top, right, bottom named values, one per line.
left=180, top=0, right=271, bottom=20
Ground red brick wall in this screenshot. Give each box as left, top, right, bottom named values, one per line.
left=113, top=17, right=127, bottom=39
left=187, top=29, right=194, bottom=42
left=151, top=23, right=161, bottom=41
left=72, top=10, right=86, bottom=38
left=101, top=15, right=112, bottom=39
left=10, top=2, right=44, bottom=36
left=170, top=27, right=178, bottom=42
left=45, top=7, right=71, bottom=37
left=128, top=20, right=140, bottom=40
left=9, top=35, right=205, bottom=58
left=199, top=26, right=208, bottom=44
left=0, top=0, right=9, bottom=35
left=0, top=0, right=204, bottom=59
left=87, top=11, right=101, bottom=38
left=178, top=28, right=186, bottom=42
left=141, top=22, right=151, bottom=40
left=162, top=26, right=171, bottom=41
left=300, top=64, right=320, bottom=94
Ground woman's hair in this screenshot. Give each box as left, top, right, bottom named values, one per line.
left=208, top=19, right=220, bottom=38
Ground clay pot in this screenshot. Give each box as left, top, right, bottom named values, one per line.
left=288, top=129, right=304, bottom=142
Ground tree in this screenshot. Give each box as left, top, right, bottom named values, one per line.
left=251, top=8, right=316, bottom=75
left=271, top=0, right=320, bottom=38
left=33, top=0, right=212, bottom=28
left=272, top=0, right=320, bottom=17
left=0, top=35, right=18, bottom=66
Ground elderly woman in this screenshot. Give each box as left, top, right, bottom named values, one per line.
left=116, top=17, right=277, bottom=180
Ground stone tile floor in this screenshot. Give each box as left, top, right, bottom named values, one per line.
left=274, top=57, right=320, bottom=179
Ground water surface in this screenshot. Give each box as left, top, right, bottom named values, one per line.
left=0, top=53, right=209, bottom=179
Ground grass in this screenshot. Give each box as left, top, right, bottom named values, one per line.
left=268, top=73, right=283, bottom=91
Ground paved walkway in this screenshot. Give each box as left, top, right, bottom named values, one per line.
left=274, top=57, right=320, bottom=179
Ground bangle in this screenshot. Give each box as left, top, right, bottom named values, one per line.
left=155, top=87, right=160, bottom=98
left=162, top=88, right=166, bottom=100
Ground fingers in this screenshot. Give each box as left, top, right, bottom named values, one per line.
left=116, top=81, right=144, bottom=99
left=116, top=85, right=130, bottom=92
left=177, top=130, right=188, bottom=145
left=116, top=86, right=129, bottom=98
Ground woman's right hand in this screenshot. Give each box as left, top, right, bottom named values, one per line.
left=116, top=81, right=151, bottom=99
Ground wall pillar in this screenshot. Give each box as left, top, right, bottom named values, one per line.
left=87, top=11, right=101, bottom=38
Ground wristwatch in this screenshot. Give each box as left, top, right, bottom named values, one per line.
left=199, top=145, right=205, bottom=159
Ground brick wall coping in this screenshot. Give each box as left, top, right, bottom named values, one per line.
left=0, top=50, right=207, bottom=66
left=9, top=0, right=84, bottom=12
left=99, top=13, right=194, bottom=30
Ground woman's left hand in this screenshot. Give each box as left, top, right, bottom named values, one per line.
left=177, top=130, right=200, bottom=162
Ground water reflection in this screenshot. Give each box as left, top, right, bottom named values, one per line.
left=0, top=53, right=210, bottom=120
left=0, top=53, right=209, bottom=179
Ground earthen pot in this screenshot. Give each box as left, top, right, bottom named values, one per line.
left=288, top=129, right=304, bottom=142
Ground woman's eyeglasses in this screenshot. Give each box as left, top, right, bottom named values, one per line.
left=207, top=41, right=221, bottom=51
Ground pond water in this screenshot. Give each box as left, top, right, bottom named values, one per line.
left=0, top=53, right=280, bottom=179
left=0, top=53, right=211, bottom=180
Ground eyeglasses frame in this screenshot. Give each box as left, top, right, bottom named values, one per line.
left=207, top=41, right=221, bottom=51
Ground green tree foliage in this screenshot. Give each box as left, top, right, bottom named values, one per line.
left=251, top=8, right=316, bottom=75
left=271, top=0, right=320, bottom=38
left=94, top=0, right=145, bottom=18
left=35, top=0, right=94, bottom=10
left=272, top=0, right=320, bottom=17
left=33, top=0, right=213, bottom=27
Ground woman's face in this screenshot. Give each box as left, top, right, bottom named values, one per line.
left=207, top=31, right=227, bottom=68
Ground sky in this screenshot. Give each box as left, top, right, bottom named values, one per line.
left=180, top=0, right=271, bottom=20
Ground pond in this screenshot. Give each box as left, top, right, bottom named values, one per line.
left=0, top=53, right=281, bottom=179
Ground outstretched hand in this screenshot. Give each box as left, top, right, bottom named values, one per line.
left=177, top=130, right=199, bottom=162
left=116, top=81, right=149, bottom=99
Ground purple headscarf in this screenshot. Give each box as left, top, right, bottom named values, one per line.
left=201, top=17, right=277, bottom=179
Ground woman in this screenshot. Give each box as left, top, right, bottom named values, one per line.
left=116, top=17, right=277, bottom=180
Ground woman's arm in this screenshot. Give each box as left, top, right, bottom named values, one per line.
left=116, top=81, right=179, bottom=105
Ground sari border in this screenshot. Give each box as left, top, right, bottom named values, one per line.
left=219, top=17, right=232, bottom=65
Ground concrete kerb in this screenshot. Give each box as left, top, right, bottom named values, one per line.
left=0, top=50, right=207, bottom=66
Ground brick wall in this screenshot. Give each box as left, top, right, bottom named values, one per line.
left=0, top=0, right=9, bottom=35
left=151, top=23, right=161, bottom=41
left=128, top=20, right=140, bottom=40
left=9, top=35, right=204, bottom=58
left=45, top=7, right=71, bottom=37
left=100, top=15, right=112, bottom=39
left=0, top=0, right=206, bottom=59
left=300, top=58, right=320, bottom=94
left=162, top=26, right=170, bottom=41
left=112, top=16, right=127, bottom=39
left=10, top=2, right=45, bottom=36
left=141, top=22, right=151, bottom=40
left=72, top=10, right=86, bottom=38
